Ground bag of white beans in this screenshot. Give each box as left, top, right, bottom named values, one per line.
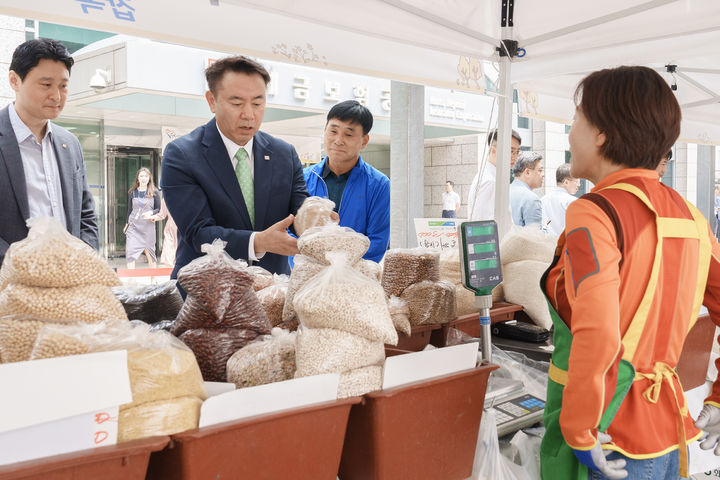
left=294, top=196, right=337, bottom=237
left=297, top=224, right=370, bottom=265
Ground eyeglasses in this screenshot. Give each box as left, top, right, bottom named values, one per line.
left=511, top=148, right=521, bottom=156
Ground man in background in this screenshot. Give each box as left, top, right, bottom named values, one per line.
left=509, top=151, right=544, bottom=227
left=541, top=163, right=579, bottom=235
left=467, top=128, right=522, bottom=220
left=441, top=180, right=461, bottom=218
left=0, top=38, right=98, bottom=265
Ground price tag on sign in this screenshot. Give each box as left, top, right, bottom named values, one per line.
left=414, top=218, right=464, bottom=251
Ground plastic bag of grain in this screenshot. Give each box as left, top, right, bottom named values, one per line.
left=227, top=328, right=297, bottom=388
left=381, top=248, right=440, bottom=297
left=0, top=216, right=119, bottom=289
left=298, top=224, right=370, bottom=265
left=294, top=252, right=397, bottom=345
left=388, top=296, right=411, bottom=336
left=338, top=365, right=383, bottom=398
left=400, top=280, right=457, bottom=325
left=295, top=327, right=385, bottom=377
left=294, top=196, right=337, bottom=237
left=113, top=280, right=183, bottom=323
left=248, top=265, right=274, bottom=292
left=282, top=254, right=325, bottom=325
left=256, top=274, right=289, bottom=327
left=179, top=327, right=264, bottom=382
left=118, top=396, right=202, bottom=443
left=0, top=316, right=60, bottom=363
left=355, top=258, right=382, bottom=282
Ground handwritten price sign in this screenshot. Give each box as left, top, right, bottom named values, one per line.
left=414, top=218, right=464, bottom=251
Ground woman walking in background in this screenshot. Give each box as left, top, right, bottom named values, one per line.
left=125, top=167, right=160, bottom=268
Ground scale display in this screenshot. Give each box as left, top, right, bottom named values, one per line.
left=458, top=221, right=502, bottom=295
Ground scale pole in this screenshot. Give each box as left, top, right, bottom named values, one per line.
left=476, top=295, right=493, bottom=364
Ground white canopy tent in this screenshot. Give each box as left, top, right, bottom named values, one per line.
left=2, top=0, right=719, bottom=233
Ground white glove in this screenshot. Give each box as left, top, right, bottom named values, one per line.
left=572, top=432, right=628, bottom=479
left=695, top=404, right=720, bottom=455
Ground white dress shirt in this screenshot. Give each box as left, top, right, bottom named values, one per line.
left=541, top=187, right=578, bottom=236
left=9, top=102, right=66, bottom=227
left=442, top=190, right=461, bottom=211
left=467, top=162, right=497, bottom=220
left=216, top=124, right=264, bottom=261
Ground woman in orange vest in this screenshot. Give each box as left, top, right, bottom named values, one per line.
left=539, top=65, right=720, bottom=479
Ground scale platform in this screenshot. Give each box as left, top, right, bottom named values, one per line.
left=484, top=371, right=545, bottom=437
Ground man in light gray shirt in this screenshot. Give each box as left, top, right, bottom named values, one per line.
left=0, top=39, right=98, bottom=264
left=509, top=152, right=544, bottom=227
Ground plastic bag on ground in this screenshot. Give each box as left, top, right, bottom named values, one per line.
left=338, top=365, right=383, bottom=399
left=226, top=327, right=297, bottom=388
left=388, top=296, right=411, bottom=336
left=112, top=280, right=183, bottom=323
left=173, top=240, right=270, bottom=336
left=0, top=283, right=128, bottom=324
left=381, top=248, right=440, bottom=297
left=295, top=327, right=385, bottom=377
left=294, top=196, right=337, bottom=237
left=0, top=217, right=119, bottom=289
left=256, top=274, right=289, bottom=327
left=400, top=280, right=456, bottom=325
left=294, top=252, right=398, bottom=345
left=118, top=396, right=202, bottom=443
left=297, top=224, right=370, bottom=265
left=179, top=327, right=261, bottom=382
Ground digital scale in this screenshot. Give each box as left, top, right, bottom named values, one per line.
left=458, top=220, right=546, bottom=436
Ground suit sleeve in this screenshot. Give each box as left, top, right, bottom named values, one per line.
left=364, top=176, right=391, bottom=262
left=76, top=147, right=99, bottom=251
left=160, top=140, right=253, bottom=261
left=559, top=199, right=623, bottom=449
left=0, top=237, right=10, bottom=262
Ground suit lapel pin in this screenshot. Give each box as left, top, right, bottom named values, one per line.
left=264, top=155, right=270, bottom=161
left=62, top=144, right=67, bottom=149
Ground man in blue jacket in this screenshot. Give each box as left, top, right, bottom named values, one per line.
left=304, top=100, right=390, bottom=262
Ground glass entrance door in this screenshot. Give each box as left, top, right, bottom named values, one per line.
left=107, top=147, right=161, bottom=259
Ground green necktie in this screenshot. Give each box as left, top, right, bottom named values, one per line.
left=234, top=147, right=254, bottom=227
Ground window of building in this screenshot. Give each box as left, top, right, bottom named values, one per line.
left=37, top=23, right=114, bottom=54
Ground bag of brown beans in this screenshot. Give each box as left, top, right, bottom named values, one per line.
left=179, top=327, right=264, bottom=382
left=0, top=316, right=57, bottom=363
left=381, top=248, right=440, bottom=297
left=297, top=224, right=370, bottom=265
left=400, top=280, right=457, bottom=325
left=294, top=196, right=337, bottom=237
left=226, top=328, right=297, bottom=388
left=294, top=252, right=398, bottom=345
left=256, top=274, right=289, bottom=328
left=172, top=240, right=271, bottom=336
left=248, top=266, right=274, bottom=292
left=0, top=217, right=119, bottom=289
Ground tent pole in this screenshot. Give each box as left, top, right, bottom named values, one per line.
left=495, top=1, right=515, bottom=239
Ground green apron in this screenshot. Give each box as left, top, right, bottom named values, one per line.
left=539, top=182, right=712, bottom=480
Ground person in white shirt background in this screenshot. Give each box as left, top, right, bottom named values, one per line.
left=441, top=180, right=461, bottom=218
left=466, top=128, right=522, bottom=221
left=541, top=163, right=580, bottom=236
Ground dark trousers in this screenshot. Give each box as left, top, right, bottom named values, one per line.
left=441, top=210, right=457, bottom=218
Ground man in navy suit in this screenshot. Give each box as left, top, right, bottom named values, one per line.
left=161, top=56, right=308, bottom=282
left=0, top=39, right=98, bottom=265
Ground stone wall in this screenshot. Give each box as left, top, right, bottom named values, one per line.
left=423, top=135, right=479, bottom=218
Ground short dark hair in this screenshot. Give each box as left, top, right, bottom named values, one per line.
left=205, top=56, right=270, bottom=95
left=10, top=38, right=74, bottom=80
left=446, top=180, right=454, bottom=186
left=326, top=100, right=373, bottom=135
left=574, top=66, right=681, bottom=169
left=513, top=151, right=542, bottom=176
left=665, top=150, right=673, bottom=160
left=556, top=163, right=574, bottom=184
left=487, top=128, right=522, bottom=146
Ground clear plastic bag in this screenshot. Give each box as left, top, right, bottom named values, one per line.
left=256, top=274, right=289, bottom=327
left=388, top=296, right=411, bottom=336
left=297, top=224, right=370, bottom=265
left=468, top=409, right=529, bottom=480
left=248, top=266, right=274, bottom=292
left=226, top=327, right=297, bottom=388
left=355, top=258, right=382, bottom=282
left=0, top=316, right=59, bottom=363
left=118, top=395, right=202, bottom=443
left=179, top=327, right=262, bottom=382
left=295, top=327, right=385, bottom=377
left=282, top=254, right=326, bottom=325
left=400, top=280, right=456, bottom=325
left=0, top=217, right=119, bottom=289
left=338, top=365, right=383, bottom=399
left=294, top=196, right=337, bottom=237
left=381, top=248, right=440, bottom=297
left=173, top=240, right=270, bottom=336
left=294, top=252, right=398, bottom=345
left=112, top=280, right=183, bottom=323
left=0, top=283, right=128, bottom=324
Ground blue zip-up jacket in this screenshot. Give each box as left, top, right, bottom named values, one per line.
left=304, top=156, right=390, bottom=262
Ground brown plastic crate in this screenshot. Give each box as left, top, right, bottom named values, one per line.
left=0, top=436, right=169, bottom=480
left=339, top=363, right=498, bottom=480
left=391, top=324, right=442, bottom=351
left=431, top=302, right=524, bottom=347
left=384, top=346, right=413, bottom=357
left=146, top=396, right=360, bottom=480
